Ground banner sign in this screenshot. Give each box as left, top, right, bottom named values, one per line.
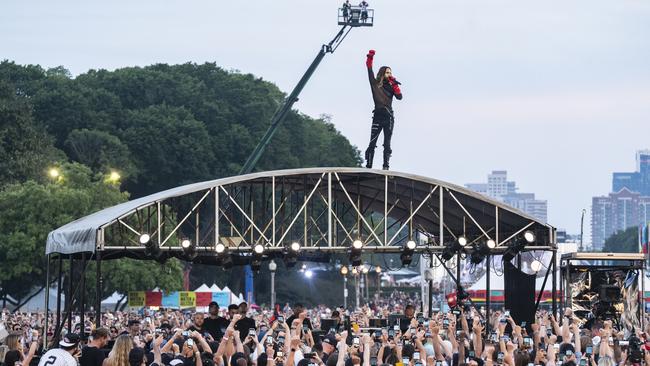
left=179, top=291, right=196, bottom=308
left=213, top=292, right=230, bottom=308
left=128, top=291, right=145, bottom=307
left=162, top=292, right=179, bottom=308
left=196, top=292, right=212, bottom=306
left=145, top=292, right=162, bottom=306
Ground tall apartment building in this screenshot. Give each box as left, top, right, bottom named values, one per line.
left=465, top=171, right=548, bottom=222
left=591, top=150, right=650, bottom=250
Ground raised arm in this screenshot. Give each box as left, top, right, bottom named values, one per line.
left=366, top=50, right=375, bottom=84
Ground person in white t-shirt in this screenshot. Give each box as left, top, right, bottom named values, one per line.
left=38, top=333, right=81, bottom=366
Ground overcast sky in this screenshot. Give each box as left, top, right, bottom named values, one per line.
left=2, top=0, right=649, bottom=239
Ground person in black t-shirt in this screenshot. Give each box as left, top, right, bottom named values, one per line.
left=186, top=313, right=205, bottom=333
left=202, top=302, right=229, bottom=341
left=286, top=303, right=312, bottom=330
left=80, top=327, right=109, bottom=366
left=234, top=302, right=256, bottom=342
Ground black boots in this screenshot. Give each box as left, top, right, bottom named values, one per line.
left=365, top=149, right=375, bottom=169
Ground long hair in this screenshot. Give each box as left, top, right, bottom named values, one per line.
left=4, top=334, right=21, bottom=351
left=375, top=66, right=390, bottom=87
left=107, top=335, right=133, bottom=366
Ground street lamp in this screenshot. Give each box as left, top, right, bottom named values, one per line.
left=269, top=260, right=277, bottom=309
left=48, top=168, right=60, bottom=180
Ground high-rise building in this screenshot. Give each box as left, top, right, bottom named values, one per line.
left=612, top=150, right=650, bottom=196
left=592, top=150, right=650, bottom=250
left=465, top=170, right=547, bottom=222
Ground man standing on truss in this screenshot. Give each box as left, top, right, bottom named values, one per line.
left=364, top=49, right=402, bottom=170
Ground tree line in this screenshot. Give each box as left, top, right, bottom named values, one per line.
left=0, top=60, right=361, bottom=308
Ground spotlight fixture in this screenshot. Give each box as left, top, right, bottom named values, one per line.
left=290, top=242, right=301, bottom=252
left=401, top=240, right=416, bottom=266
left=144, top=240, right=161, bottom=258
left=458, top=236, right=468, bottom=247
left=502, top=241, right=525, bottom=263
left=181, top=238, right=197, bottom=260
left=139, top=234, right=151, bottom=244
left=48, top=168, right=60, bottom=179
left=361, top=265, right=369, bottom=274
left=530, top=259, right=543, bottom=272
left=304, top=269, right=314, bottom=278
left=406, top=240, right=417, bottom=250
left=181, top=238, right=192, bottom=249
left=470, top=250, right=485, bottom=265
left=351, top=267, right=358, bottom=274
left=487, top=239, right=496, bottom=249
left=349, top=239, right=363, bottom=266
left=341, top=266, right=349, bottom=275
left=375, top=265, right=382, bottom=273
left=253, top=243, right=265, bottom=254
left=441, top=245, right=456, bottom=262
left=523, top=230, right=535, bottom=243
left=251, top=257, right=262, bottom=271
left=216, top=243, right=226, bottom=254
left=284, top=242, right=300, bottom=268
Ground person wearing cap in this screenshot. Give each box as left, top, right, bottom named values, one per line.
left=321, top=334, right=338, bottom=363
left=203, top=302, right=229, bottom=341
left=37, top=333, right=81, bottom=366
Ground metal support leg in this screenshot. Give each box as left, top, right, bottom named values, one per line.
left=552, top=251, right=557, bottom=316
left=44, top=254, right=51, bottom=350
left=68, top=256, right=73, bottom=334
left=96, top=251, right=102, bottom=327
left=486, top=255, right=491, bottom=335
left=428, top=255, right=433, bottom=318
left=80, top=253, right=85, bottom=337
left=56, top=256, right=62, bottom=341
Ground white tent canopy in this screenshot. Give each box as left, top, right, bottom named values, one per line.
left=194, top=284, right=210, bottom=292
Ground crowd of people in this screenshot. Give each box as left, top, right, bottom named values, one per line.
left=2, top=298, right=650, bottom=366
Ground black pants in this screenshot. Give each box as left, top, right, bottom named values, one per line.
left=365, top=107, right=394, bottom=168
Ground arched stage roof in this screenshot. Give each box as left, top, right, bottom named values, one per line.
left=46, top=168, right=555, bottom=262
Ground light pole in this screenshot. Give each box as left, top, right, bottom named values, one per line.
left=269, top=260, right=277, bottom=309
left=341, top=266, right=349, bottom=309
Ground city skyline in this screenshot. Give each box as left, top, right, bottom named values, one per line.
left=1, top=0, right=649, bottom=235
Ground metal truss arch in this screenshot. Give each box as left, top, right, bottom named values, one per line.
left=46, top=168, right=555, bottom=262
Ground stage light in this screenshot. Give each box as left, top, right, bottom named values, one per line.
left=301, top=263, right=307, bottom=270
left=502, top=246, right=519, bottom=263
left=139, top=234, right=151, bottom=244
left=144, top=240, right=160, bottom=258
left=341, top=266, right=349, bottom=275
left=523, top=230, right=535, bottom=243
left=349, top=239, right=363, bottom=266
left=375, top=266, right=382, bottom=273
left=216, top=243, right=226, bottom=254
left=487, top=239, right=496, bottom=249
left=290, top=242, right=301, bottom=252
left=470, top=250, right=485, bottom=265
left=351, top=267, right=358, bottom=274
left=253, top=243, right=265, bottom=254
left=531, top=259, right=543, bottom=272
left=284, top=255, right=298, bottom=268
left=305, top=269, right=313, bottom=278
left=251, top=257, right=262, bottom=271
left=181, top=238, right=192, bottom=249
left=406, top=240, right=416, bottom=250
left=441, top=245, right=456, bottom=261
left=48, top=168, right=60, bottom=179
left=458, top=236, right=468, bottom=247
left=361, top=265, right=369, bottom=274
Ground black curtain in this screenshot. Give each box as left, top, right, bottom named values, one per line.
left=504, top=260, right=536, bottom=331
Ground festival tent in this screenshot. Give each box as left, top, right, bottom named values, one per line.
left=101, top=291, right=126, bottom=311
left=194, top=284, right=211, bottom=292
left=10, top=286, right=63, bottom=312
left=210, top=284, right=221, bottom=292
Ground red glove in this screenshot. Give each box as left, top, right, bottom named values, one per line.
left=388, top=76, right=401, bottom=95
left=366, top=49, right=375, bottom=68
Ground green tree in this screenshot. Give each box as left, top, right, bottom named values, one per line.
left=602, top=226, right=639, bottom=253
left=0, top=81, right=64, bottom=185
